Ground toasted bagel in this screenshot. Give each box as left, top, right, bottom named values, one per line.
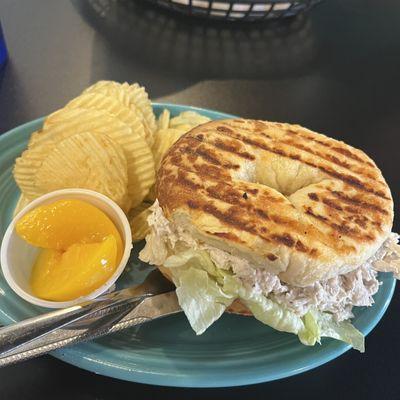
left=156, top=119, right=393, bottom=286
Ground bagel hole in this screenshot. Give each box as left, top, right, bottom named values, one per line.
left=232, top=155, right=326, bottom=197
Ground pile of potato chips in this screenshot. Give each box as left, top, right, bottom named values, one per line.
left=13, top=80, right=211, bottom=242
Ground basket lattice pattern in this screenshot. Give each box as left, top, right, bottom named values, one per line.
left=145, top=0, right=320, bottom=21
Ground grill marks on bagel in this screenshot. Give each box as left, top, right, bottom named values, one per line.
left=285, top=128, right=376, bottom=168
left=279, top=138, right=379, bottom=181
left=307, top=191, right=385, bottom=232
left=211, top=124, right=389, bottom=200
left=161, top=164, right=316, bottom=254
left=157, top=119, right=393, bottom=285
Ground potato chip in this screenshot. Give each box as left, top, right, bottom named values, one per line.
left=35, top=132, right=129, bottom=210
left=13, top=194, right=31, bottom=217
left=19, top=108, right=155, bottom=208
left=18, top=109, right=129, bottom=198
left=84, top=81, right=155, bottom=147
left=39, top=107, right=140, bottom=146
left=144, top=128, right=187, bottom=203
left=157, top=109, right=170, bottom=130
left=169, top=111, right=211, bottom=128
left=43, top=108, right=86, bottom=130
left=45, top=109, right=154, bottom=204
left=152, top=128, right=187, bottom=170
left=64, top=92, right=148, bottom=145
left=122, top=82, right=157, bottom=135
left=83, top=80, right=129, bottom=106
left=30, top=108, right=125, bottom=147
left=129, top=203, right=152, bottom=242
left=170, top=123, right=193, bottom=133
left=14, top=141, right=55, bottom=199
left=26, top=130, right=45, bottom=148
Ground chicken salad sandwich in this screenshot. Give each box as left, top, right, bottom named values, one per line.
left=140, top=118, right=400, bottom=351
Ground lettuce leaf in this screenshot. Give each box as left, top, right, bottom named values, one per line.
left=299, top=311, right=321, bottom=346
left=164, top=249, right=364, bottom=351
left=139, top=230, right=168, bottom=266
left=165, top=250, right=218, bottom=277
left=222, top=273, right=311, bottom=340
left=311, top=311, right=365, bottom=352
left=175, top=268, right=235, bottom=334
left=165, top=250, right=235, bottom=334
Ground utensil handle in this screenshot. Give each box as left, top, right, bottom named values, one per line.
left=0, top=292, right=147, bottom=357
left=0, top=292, right=181, bottom=367
left=0, top=303, right=144, bottom=367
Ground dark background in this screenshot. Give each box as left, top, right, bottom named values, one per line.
left=0, top=0, right=399, bottom=398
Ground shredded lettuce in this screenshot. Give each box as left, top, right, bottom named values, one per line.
left=163, top=249, right=365, bottom=351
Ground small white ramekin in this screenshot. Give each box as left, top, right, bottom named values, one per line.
left=0, top=189, right=132, bottom=308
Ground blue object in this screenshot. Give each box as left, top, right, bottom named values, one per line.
left=0, top=103, right=396, bottom=387
left=0, top=22, right=7, bottom=68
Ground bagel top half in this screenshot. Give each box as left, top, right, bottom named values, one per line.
left=156, top=119, right=393, bottom=287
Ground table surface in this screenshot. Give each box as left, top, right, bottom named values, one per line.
left=1, top=0, right=400, bottom=398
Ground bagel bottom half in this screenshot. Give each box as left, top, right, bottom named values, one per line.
left=157, top=265, right=252, bottom=316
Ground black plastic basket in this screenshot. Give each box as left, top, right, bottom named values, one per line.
left=76, top=0, right=316, bottom=80
left=145, top=0, right=320, bottom=21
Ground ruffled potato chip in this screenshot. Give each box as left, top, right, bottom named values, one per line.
left=37, top=108, right=134, bottom=146
left=169, top=111, right=211, bottom=128
left=14, top=141, right=55, bottom=200
left=157, top=109, right=170, bottom=131
left=31, top=108, right=123, bottom=148
left=17, top=108, right=155, bottom=209
left=26, top=108, right=155, bottom=208
left=63, top=92, right=150, bottom=164
left=84, top=81, right=156, bottom=147
left=129, top=202, right=152, bottom=242
left=122, top=82, right=157, bottom=139
left=43, top=108, right=86, bottom=130
left=83, top=81, right=129, bottom=106
left=17, top=109, right=132, bottom=199
left=64, top=92, right=147, bottom=144
left=35, top=132, right=129, bottom=210
left=26, top=130, right=45, bottom=148
left=153, top=128, right=186, bottom=171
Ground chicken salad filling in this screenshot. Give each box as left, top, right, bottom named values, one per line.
left=140, top=201, right=400, bottom=351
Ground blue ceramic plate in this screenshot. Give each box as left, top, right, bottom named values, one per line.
left=0, top=103, right=396, bottom=387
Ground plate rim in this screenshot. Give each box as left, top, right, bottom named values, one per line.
left=0, top=103, right=397, bottom=387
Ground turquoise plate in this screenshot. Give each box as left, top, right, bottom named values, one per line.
left=0, top=103, right=396, bottom=387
